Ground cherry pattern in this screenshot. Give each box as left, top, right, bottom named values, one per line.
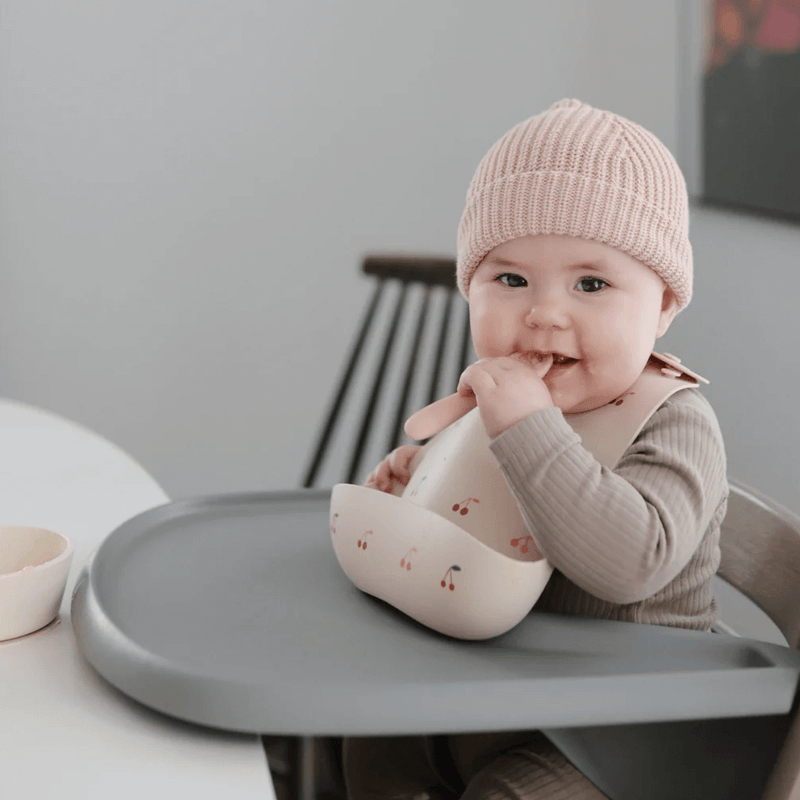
left=357, top=530, right=373, bottom=550
left=399, top=547, right=418, bottom=571
left=608, top=390, right=635, bottom=407
left=452, top=497, right=480, bottom=515
left=510, top=534, right=543, bottom=559
left=441, top=565, right=461, bottom=591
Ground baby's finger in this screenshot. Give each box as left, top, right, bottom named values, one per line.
left=457, top=363, right=497, bottom=399
left=529, top=353, right=554, bottom=379
left=388, top=445, right=418, bottom=477
left=511, top=352, right=554, bottom=379
left=364, top=471, right=379, bottom=489
left=388, top=462, right=410, bottom=482
left=387, top=452, right=407, bottom=477
left=375, top=460, right=393, bottom=486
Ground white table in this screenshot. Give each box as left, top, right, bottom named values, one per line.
left=0, top=399, right=274, bottom=800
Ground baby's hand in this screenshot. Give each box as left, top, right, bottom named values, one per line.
left=458, top=354, right=554, bottom=438
left=364, top=445, right=421, bottom=493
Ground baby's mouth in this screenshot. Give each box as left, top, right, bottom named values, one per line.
left=516, top=352, right=579, bottom=380
left=526, top=351, right=578, bottom=367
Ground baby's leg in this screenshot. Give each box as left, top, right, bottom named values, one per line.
left=450, top=732, right=609, bottom=800
left=342, top=735, right=453, bottom=800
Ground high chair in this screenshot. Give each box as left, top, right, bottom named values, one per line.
left=267, top=253, right=800, bottom=800
left=720, top=481, right=800, bottom=800
left=541, top=478, right=800, bottom=800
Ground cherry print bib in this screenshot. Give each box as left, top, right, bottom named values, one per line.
left=330, top=352, right=706, bottom=640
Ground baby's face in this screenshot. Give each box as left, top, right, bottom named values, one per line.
left=468, top=234, right=678, bottom=414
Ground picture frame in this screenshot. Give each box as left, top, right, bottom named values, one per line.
left=678, top=0, right=800, bottom=222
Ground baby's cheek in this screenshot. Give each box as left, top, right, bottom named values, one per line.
left=587, top=361, right=639, bottom=405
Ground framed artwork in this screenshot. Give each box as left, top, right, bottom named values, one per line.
left=695, top=0, right=800, bottom=221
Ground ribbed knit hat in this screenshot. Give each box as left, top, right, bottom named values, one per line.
left=456, top=99, right=692, bottom=309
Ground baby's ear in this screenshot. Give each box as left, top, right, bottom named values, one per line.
left=656, top=288, right=679, bottom=338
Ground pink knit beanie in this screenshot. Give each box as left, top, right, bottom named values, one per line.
left=456, top=99, right=692, bottom=309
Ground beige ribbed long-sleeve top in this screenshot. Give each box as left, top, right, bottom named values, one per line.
left=489, top=388, right=728, bottom=630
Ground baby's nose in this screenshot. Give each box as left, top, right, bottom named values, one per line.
left=524, top=294, right=569, bottom=328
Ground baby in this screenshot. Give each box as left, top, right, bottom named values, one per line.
left=347, top=99, right=728, bottom=800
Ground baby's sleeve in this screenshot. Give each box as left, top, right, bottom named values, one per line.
left=488, top=390, right=728, bottom=604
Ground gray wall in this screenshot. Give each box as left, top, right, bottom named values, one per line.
left=1, top=0, right=798, bottom=523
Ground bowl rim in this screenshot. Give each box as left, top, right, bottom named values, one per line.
left=0, top=525, right=74, bottom=579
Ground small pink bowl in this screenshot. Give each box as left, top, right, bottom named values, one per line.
left=0, top=526, right=74, bottom=641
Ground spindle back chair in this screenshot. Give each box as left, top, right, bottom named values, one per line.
left=302, top=253, right=470, bottom=488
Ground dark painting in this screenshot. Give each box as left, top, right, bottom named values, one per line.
left=703, top=0, right=800, bottom=220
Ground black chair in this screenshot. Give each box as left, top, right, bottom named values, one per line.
left=304, top=253, right=472, bottom=488
left=264, top=253, right=472, bottom=800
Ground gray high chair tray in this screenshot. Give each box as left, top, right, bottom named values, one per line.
left=71, top=489, right=800, bottom=737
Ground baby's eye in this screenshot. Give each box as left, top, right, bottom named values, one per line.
left=576, top=276, right=608, bottom=293
left=496, top=273, right=527, bottom=288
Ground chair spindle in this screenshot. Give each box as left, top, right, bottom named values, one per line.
left=302, top=280, right=386, bottom=489
left=386, top=286, right=432, bottom=455
left=346, top=281, right=409, bottom=485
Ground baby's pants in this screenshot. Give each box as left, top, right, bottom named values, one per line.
left=342, top=731, right=610, bottom=800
